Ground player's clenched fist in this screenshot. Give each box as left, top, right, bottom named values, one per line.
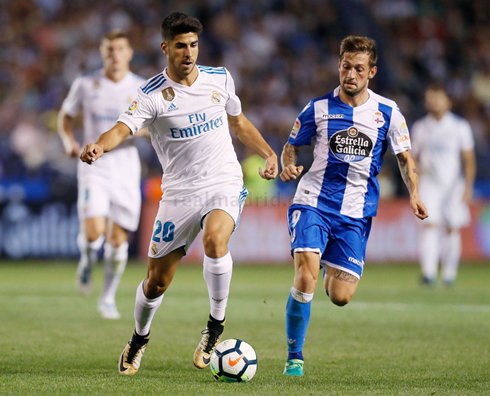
left=80, top=143, right=104, bottom=165
left=280, top=164, right=304, bottom=182
left=259, top=154, right=279, bottom=180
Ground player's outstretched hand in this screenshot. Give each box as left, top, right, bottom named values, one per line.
left=280, top=164, right=304, bottom=182
left=259, top=154, right=279, bottom=180
left=411, top=197, right=428, bottom=220
left=80, top=143, right=104, bottom=165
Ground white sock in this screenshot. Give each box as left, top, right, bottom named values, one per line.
left=100, top=242, right=128, bottom=305
left=441, top=230, right=461, bottom=283
left=291, top=286, right=314, bottom=303
left=77, top=233, right=104, bottom=273
left=419, top=227, right=440, bottom=280
left=134, top=280, right=163, bottom=336
left=203, top=252, right=233, bottom=322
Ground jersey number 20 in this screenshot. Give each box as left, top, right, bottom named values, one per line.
left=152, top=221, right=175, bottom=242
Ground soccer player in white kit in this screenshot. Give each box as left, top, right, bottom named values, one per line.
left=58, top=31, right=145, bottom=319
left=411, top=86, right=476, bottom=286
left=79, top=12, right=278, bottom=375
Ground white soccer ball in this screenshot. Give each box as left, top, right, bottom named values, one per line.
left=210, top=339, right=257, bottom=382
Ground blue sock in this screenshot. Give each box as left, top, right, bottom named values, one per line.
left=285, top=292, right=311, bottom=361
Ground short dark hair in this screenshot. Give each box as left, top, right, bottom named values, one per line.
left=340, top=36, right=378, bottom=68
left=161, top=12, right=203, bottom=41
left=101, top=30, right=130, bottom=44
left=425, top=83, right=447, bottom=95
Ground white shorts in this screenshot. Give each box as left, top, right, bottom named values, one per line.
left=77, top=146, right=141, bottom=232
left=148, top=184, right=248, bottom=258
left=419, top=177, right=470, bottom=229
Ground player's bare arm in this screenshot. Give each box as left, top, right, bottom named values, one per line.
left=280, top=143, right=304, bottom=182
left=80, top=122, right=131, bottom=165
left=396, top=150, right=428, bottom=220
left=227, top=113, right=278, bottom=180
left=462, top=149, right=476, bottom=204
left=57, top=110, right=81, bottom=157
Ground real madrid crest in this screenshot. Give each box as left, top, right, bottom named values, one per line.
left=162, top=87, right=175, bottom=101
left=93, top=79, right=100, bottom=90
left=151, top=242, right=158, bottom=256
left=211, top=90, right=221, bottom=104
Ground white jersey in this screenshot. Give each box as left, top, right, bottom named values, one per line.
left=117, top=66, right=243, bottom=197
left=61, top=69, right=144, bottom=230
left=411, top=112, right=474, bottom=187
left=62, top=69, right=145, bottom=146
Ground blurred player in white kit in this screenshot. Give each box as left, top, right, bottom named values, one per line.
left=79, top=12, right=278, bottom=375
left=58, top=31, right=146, bottom=319
left=411, top=85, right=476, bottom=286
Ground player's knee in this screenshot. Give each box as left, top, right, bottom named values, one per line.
left=296, top=270, right=317, bottom=287
left=202, top=232, right=228, bottom=257
left=329, top=291, right=352, bottom=307
left=86, top=231, right=103, bottom=243
left=145, top=274, right=169, bottom=298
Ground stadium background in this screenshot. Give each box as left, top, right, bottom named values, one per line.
left=1, top=0, right=490, bottom=263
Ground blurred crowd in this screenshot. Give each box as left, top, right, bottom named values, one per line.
left=1, top=0, right=490, bottom=201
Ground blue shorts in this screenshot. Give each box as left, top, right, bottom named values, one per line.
left=287, top=204, right=372, bottom=279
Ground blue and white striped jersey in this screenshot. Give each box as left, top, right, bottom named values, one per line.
left=288, top=87, right=411, bottom=219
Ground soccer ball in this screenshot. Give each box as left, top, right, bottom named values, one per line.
left=210, top=339, right=257, bottom=382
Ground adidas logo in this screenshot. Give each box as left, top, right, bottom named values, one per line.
left=167, top=102, right=178, bottom=112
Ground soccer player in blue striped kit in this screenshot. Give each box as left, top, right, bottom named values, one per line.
left=280, top=36, right=429, bottom=376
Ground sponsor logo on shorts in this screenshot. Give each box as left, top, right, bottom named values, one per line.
left=348, top=257, right=364, bottom=267
left=162, top=87, right=175, bottom=101
left=290, top=118, right=301, bottom=139
left=329, top=126, right=374, bottom=162
left=211, top=90, right=221, bottom=104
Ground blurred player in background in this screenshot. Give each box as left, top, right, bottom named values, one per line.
left=280, top=36, right=428, bottom=376
left=79, top=12, right=278, bottom=375
left=411, top=86, right=476, bottom=286
left=58, top=31, right=146, bottom=319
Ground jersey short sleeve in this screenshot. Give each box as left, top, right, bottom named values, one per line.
left=459, top=119, right=475, bottom=151
left=117, top=89, right=156, bottom=135
left=288, top=101, right=317, bottom=146
left=387, top=106, right=411, bottom=155
left=61, top=77, right=83, bottom=117
left=409, top=119, right=422, bottom=159
left=224, top=69, right=242, bottom=116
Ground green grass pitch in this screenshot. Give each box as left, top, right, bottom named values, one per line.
left=1, top=261, right=489, bottom=395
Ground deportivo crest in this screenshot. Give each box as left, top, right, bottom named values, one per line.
left=211, top=90, right=221, bottom=104
left=290, top=118, right=301, bottom=139
left=330, top=126, right=374, bottom=162
left=373, top=111, right=385, bottom=128
left=162, top=87, right=175, bottom=101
